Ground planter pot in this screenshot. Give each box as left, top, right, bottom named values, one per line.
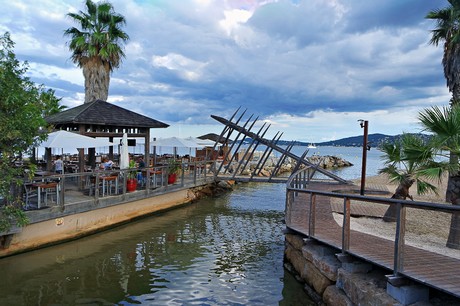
left=126, top=178, right=137, bottom=192
left=168, top=173, right=177, bottom=184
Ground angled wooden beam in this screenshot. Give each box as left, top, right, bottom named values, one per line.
left=211, top=114, right=349, bottom=184
left=254, top=132, right=283, bottom=177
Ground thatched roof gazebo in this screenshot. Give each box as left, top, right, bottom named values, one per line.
left=45, top=100, right=168, bottom=170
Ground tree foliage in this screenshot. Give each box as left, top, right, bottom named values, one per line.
left=427, top=0, right=460, bottom=101
left=64, top=0, right=129, bottom=103
left=382, top=105, right=460, bottom=248
left=379, top=133, right=439, bottom=200
left=0, top=32, right=61, bottom=232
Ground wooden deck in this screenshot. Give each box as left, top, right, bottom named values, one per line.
left=286, top=181, right=460, bottom=299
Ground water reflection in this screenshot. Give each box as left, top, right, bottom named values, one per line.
left=0, top=183, right=313, bottom=305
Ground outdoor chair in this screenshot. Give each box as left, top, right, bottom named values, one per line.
left=23, top=183, right=38, bottom=209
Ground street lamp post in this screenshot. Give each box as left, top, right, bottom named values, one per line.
left=359, top=120, right=369, bottom=195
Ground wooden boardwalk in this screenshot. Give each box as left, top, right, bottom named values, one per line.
left=286, top=181, right=460, bottom=299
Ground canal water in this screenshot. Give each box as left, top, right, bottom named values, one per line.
left=0, top=182, right=313, bottom=305
left=0, top=146, right=382, bottom=305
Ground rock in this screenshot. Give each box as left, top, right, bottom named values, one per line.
left=336, top=268, right=399, bottom=306
left=323, top=285, right=353, bottom=306
left=285, top=241, right=308, bottom=277
left=302, top=260, right=334, bottom=295
left=307, top=155, right=353, bottom=169
left=223, top=154, right=352, bottom=176
left=259, top=169, right=270, bottom=177
left=302, top=242, right=341, bottom=282
left=217, top=180, right=233, bottom=190
left=285, top=233, right=305, bottom=250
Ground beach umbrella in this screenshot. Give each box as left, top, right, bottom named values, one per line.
left=39, top=130, right=113, bottom=152
left=151, top=137, right=202, bottom=149
left=151, top=137, right=202, bottom=158
left=120, top=133, right=130, bottom=169
left=38, top=130, right=114, bottom=173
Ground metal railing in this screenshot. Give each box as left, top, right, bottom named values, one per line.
left=285, top=166, right=460, bottom=278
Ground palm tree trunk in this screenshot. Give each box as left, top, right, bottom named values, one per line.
left=445, top=153, right=459, bottom=202
left=383, top=179, right=414, bottom=222
left=83, top=57, right=110, bottom=103
left=447, top=175, right=460, bottom=249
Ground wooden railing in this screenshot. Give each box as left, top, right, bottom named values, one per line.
left=285, top=166, right=460, bottom=278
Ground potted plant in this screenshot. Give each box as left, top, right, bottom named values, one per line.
left=126, top=159, right=137, bottom=192
left=167, top=159, right=181, bottom=184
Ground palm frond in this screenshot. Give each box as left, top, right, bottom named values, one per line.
left=416, top=179, right=439, bottom=196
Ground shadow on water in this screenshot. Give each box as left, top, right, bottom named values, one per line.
left=0, top=182, right=313, bottom=305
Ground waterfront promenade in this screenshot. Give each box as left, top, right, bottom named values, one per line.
left=0, top=161, right=215, bottom=257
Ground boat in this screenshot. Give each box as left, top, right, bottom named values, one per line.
left=307, top=143, right=317, bottom=149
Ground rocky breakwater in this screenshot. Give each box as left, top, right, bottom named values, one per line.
left=188, top=180, right=235, bottom=200
left=228, top=155, right=353, bottom=177
left=306, top=155, right=353, bottom=169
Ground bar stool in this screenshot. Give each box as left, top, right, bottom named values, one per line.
left=102, top=176, right=118, bottom=196
left=150, top=169, right=163, bottom=188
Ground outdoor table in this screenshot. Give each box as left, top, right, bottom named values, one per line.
left=32, top=181, right=59, bottom=208
left=35, top=171, right=56, bottom=177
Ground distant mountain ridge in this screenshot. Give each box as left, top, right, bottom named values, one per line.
left=275, top=133, right=431, bottom=147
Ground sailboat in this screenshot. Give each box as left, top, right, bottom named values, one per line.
left=307, top=143, right=317, bottom=149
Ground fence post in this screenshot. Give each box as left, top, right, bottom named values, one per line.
left=94, top=173, right=100, bottom=202
left=180, top=164, right=185, bottom=187
left=342, top=197, right=350, bottom=252
left=309, top=193, right=316, bottom=237
left=59, top=175, right=65, bottom=210
left=393, top=203, right=406, bottom=275
left=285, top=190, right=293, bottom=225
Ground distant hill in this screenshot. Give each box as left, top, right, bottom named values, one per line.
left=318, top=133, right=395, bottom=147
left=274, top=133, right=431, bottom=148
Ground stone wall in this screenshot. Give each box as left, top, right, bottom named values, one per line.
left=283, top=233, right=431, bottom=306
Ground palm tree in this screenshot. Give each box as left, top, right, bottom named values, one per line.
left=426, top=0, right=460, bottom=103
left=64, top=0, right=129, bottom=103
left=418, top=105, right=460, bottom=249
left=426, top=1, right=460, bottom=202
left=379, top=134, right=438, bottom=222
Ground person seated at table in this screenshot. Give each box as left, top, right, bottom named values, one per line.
left=100, top=158, right=113, bottom=170
left=53, top=155, right=64, bottom=174
left=136, top=156, right=146, bottom=185
left=137, top=156, right=146, bottom=168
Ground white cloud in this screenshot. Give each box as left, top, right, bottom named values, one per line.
left=0, top=0, right=451, bottom=142
left=151, top=53, right=208, bottom=81
left=219, top=9, right=253, bottom=36
left=27, top=62, right=83, bottom=86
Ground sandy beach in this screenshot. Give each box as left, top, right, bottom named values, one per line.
left=331, top=173, right=460, bottom=259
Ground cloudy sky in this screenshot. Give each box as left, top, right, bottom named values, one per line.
left=0, top=0, right=451, bottom=142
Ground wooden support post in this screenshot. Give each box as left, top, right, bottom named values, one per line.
left=309, top=193, right=316, bottom=237
left=360, top=120, right=369, bottom=195
left=342, top=197, right=351, bottom=252
left=394, top=203, right=406, bottom=275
